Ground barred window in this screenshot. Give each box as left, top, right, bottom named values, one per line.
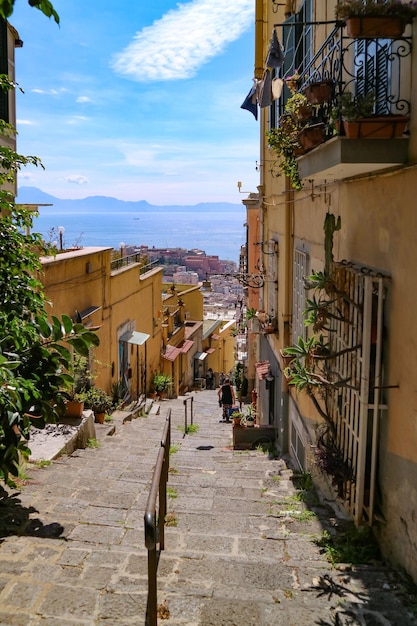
left=292, top=249, right=308, bottom=344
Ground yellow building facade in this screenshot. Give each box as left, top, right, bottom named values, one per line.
left=248, top=0, right=417, bottom=581
left=41, top=248, right=163, bottom=400
left=161, top=283, right=236, bottom=392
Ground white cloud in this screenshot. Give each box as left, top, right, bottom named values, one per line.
left=16, top=119, right=34, bottom=125
left=67, top=175, right=89, bottom=185
left=76, top=96, right=92, bottom=103
left=65, top=115, right=89, bottom=124
left=111, top=0, right=253, bottom=82
left=31, top=87, right=68, bottom=96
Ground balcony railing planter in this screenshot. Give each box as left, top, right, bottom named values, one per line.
left=335, top=0, right=417, bottom=39
left=330, top=91, right=410, bottom=139
left=343, top=115, right=410, bottom=139
left=297, top=123, right=326, bottom=152
left=344, top=16, right=405, bottom=38
left=285, top=93, right=313, bottom=123
left=303, top=80, right=334, bottom=105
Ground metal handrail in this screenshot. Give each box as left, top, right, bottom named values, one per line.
left=111, top=252, right=142, bottom=271
left=110, top=255, right=159, bottom=273
left=144, top=410, right=171, bottom=626
left=183, top=396, right=194, bottom=435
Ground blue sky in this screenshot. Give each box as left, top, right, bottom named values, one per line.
left=11, top=0, right=260, bottom=205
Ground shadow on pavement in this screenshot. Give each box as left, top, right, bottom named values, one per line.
left=0, top=486, right=64, bottom=539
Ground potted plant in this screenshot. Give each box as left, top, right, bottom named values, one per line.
left=245, top=307, right=258, bottom=333
left=335, top=0, right=417, bottom=39
left=266, top=116, right=302, bottom=190
left=331, top=91, right=409, bottom=138
left=152, top=373, right=172, bottom=398
left=245, top=307, right=257, bottom=320
left=284, top=69, right=300, bottom=93
left=284, top=93, right=313, bottom=123
left=231, top=410, right=244, bottom=426
left=241, top=405, right=256, bottom=427
left=80, top=387, right=113, bottom=424
left=64, top=354, right=92, bottom=418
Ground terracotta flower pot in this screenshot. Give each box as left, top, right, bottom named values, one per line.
left=303, top=80, right=334, bottom=105
left=345, top=16, right=405, bottom=39
left=94, top=412, right=105, bottom=424
left=297, top=123, right=325, bottom=151
left=65, top=400, right=84, bottom=418
left=342, top=116, right=409, bottom=139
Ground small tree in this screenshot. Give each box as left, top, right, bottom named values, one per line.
left=0, top=75, right=98, bottom=482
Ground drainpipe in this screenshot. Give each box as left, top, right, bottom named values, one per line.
left=255, top=0, right=264, bottom=79
left=283, top=178, right=293, bottom=349
left=279, top=178, right=294, bottom=454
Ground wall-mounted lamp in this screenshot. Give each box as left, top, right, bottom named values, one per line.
left=58, top=225, right=65, bottom=251
left=271, top=1, right=286, bottom=13
left=237, top=181, right=251, bottom=194
left=254, top=240, right=279, bottom=255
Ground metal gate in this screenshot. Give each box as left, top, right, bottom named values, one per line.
left=328, top=263, right=389, bottom=524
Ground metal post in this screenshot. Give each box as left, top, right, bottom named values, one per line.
left=183, top=398, right=188, bottom=434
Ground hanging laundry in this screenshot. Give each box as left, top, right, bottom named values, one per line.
left=258, top=69, right=273, bottom=108
left=271, top=77, right=284, bottom=100
left=265, top=29, right=284, bottom=69
left=240, top=85, right=258, bottom=120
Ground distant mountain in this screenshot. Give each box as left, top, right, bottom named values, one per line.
left=16, top=186, right=243, bottom=213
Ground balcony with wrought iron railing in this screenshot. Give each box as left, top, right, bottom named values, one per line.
left=272, top=21, right=412, bottom=185
left=110, top=254, right=160, bottom=274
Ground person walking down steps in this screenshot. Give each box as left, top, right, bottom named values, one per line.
left=218, top=378, right=235, bottom=422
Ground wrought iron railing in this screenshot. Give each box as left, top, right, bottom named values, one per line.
left=273, top=21, right=412, bottom=128
left=111, top=254, right=159, bottom=273
left=140, top=259, right=160, bottom=275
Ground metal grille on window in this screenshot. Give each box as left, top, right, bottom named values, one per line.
left=326, top=263, right=389, bottom=525
left=270, top=0, right=313, bottom=129
left=292, top=250, right=308, bottom=345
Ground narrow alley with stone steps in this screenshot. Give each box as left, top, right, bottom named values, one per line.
left=0, top=390, right=416, bottom=625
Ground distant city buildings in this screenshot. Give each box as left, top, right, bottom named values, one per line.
left=135, top=245, right=237, bottom=279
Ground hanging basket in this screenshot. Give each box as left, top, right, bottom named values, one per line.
left=345, top=16, right=405, bottom=39
left=297, top=123, right=325, bottom=152
left=291, top=104, right=313, bottom=123
left=303, top=80, right=334, bottom=105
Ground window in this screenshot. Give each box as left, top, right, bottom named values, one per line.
left=270, top=0, right=313, bottom=128
left=292, top=249, right=308, bottom=344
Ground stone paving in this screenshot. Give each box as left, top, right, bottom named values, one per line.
left=0, top=390, right=416, bottom=625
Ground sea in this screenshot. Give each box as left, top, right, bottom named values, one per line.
left=32, top=207, right=246, bottom=263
